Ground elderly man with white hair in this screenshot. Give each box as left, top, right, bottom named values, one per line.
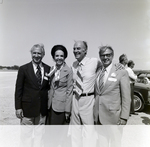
left=15, top=43, right=50, bottom=147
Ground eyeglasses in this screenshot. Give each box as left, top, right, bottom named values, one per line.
left=100, top=53, right=112, bottom=58
left=73, top=47, right=82, bottom=50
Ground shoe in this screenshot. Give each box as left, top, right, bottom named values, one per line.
left=131, top=112, right=138, bottom=115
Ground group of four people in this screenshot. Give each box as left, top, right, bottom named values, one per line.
left=15, top=40, right=131, bottom=125
left=15, top=41, right=131, bottom=146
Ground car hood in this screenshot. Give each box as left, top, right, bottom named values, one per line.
left=135, top=82, right=150, bottom=90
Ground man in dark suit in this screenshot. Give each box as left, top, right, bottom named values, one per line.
left=15, top=43, right=50, bottom=147
left=15, top=43, right=50, bottom=124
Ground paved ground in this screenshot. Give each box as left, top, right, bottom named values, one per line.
left=0, top=71, right=150, bottom=125
left=0, top=71, right=150, bottom=147
left=127, top=105, right=150, bottom=125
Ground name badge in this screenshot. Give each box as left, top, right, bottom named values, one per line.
left=108, top=77, right=117, bottom=82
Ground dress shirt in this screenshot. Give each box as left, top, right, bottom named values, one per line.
left=32, top=62, right=44, bottom=83
left=126, top=67, right=137, bottom=83
left=72, top=57, right=100, bottom=93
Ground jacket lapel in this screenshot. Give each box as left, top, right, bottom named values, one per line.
left=59, top=64, right=69, bottom=80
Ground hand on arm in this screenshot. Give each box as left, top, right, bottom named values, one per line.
left=115, top=63, right=124, bottom=71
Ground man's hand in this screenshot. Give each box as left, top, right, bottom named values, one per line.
left=65, top=112, right=70, bottom=123
left=117, top=118, right=127, bottom=125
left=16, top=109, right=24, bottom=119
left=115, top=63, right=124, bottom=71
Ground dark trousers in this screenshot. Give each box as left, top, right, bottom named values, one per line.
left=130, top=83, right=135, bottom=114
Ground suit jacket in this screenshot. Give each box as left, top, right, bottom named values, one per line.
left=15, top=62, right=50, bottom=117
left=94, top=63, right=131, bottom=125
left=48, top=63, right=73, bottom=113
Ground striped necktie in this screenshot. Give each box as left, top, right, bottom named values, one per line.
left=74, top=63, right=83, bottom=97
left=36, top=65, right=42, bottom=87
left=98, top=67, right=106, bottom=93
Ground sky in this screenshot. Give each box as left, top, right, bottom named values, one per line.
left=0, top=0, right=150, bottom=69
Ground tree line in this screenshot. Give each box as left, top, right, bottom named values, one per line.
left=0, top=65, right=19, bottom=70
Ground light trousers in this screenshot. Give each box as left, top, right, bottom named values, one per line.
left=20, top=114, right=46, bottom=147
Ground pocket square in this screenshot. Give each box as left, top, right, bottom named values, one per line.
left=108, top=77, right=117, bottom=82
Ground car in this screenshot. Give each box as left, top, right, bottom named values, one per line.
left=133, top=70, right=150, bottom=112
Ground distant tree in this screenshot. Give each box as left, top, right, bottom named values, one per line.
left=12, top=65, right=19, bottom=70
left=0, top=65, right=19, bottom=70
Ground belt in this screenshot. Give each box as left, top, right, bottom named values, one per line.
left=80, top=92, right=94, bottom=97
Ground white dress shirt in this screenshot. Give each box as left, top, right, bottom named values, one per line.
left=126, top=67, right=137, bottom=83
left=103, top=63, right=113, bottom=85
left=72, top=57, right=101, bottom=93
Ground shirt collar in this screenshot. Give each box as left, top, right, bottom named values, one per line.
left=78, top=56, right=88, bottom=66
left=105, top=63, right=113, bottom=73
left=32, top=61, right=43, bottom=69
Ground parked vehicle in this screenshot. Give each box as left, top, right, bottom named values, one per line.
left=133, top=70, right=150, bottom=111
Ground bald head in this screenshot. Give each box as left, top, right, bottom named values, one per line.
left=73, top=40, right=88, bottom=62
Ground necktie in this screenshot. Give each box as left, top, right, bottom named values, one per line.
left=36, top=65, right=42, bottom=87
left=74, top=63, right=83, bottom=97
left=98, top=67, right=106, bottom=93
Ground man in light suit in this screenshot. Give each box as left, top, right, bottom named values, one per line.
left=15, top=43, right=50, bottom=147
left=94, top=46, right=131, bottom=147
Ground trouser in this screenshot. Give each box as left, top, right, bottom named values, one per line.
left=71, top=94, right=95, bottom=125
left=130, top=83, right=135, bottom=113
left=96, top=125, right=123, bottom=147
left=70, top=94, right=97, bottom=147
left=20, top=114, right=46, bottom=147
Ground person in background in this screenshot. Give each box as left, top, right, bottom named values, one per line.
left=119, top=54, right=128, bottom=67
left=126, top=60, right=138, bottom=115
left=47, top=45, right=73, bottom=124
left=144, top=77, right=150, bottom=84
left=15, top=43, right=50, bottom=147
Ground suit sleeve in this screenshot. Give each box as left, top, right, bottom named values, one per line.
left=15, top=66, right=25, bottom=110
left=65, top=68, right=74, bottom=113
left=120, top=70, right=131, bottom=120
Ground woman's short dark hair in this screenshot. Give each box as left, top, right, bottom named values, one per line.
left=51, top=45, right=68, bottom=59
left=128, top=60, right=134, bottom=67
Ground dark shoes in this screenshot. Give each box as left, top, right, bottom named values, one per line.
left=130, top=112, right=138, bottom=115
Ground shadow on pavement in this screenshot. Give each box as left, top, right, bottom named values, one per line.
left=141, top=116, right=150, bottom=125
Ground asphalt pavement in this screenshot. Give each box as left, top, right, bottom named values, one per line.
left=127, top=105, right=150, bottom=125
